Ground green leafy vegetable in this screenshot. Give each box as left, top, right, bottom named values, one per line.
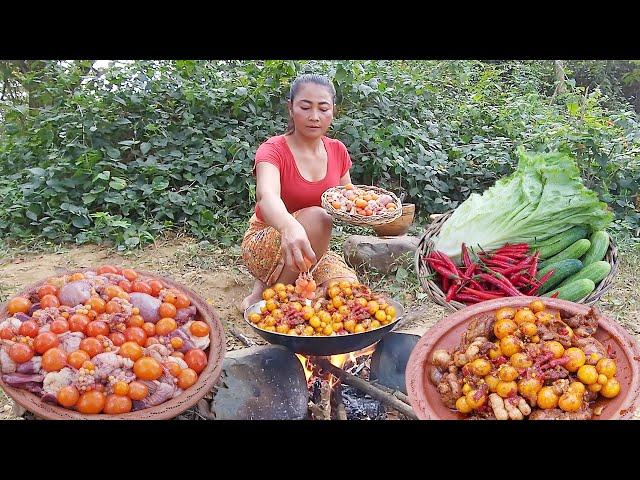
left=433, top=148, right=614, bottom=261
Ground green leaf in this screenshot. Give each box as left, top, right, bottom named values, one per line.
left=140, top=142, right=152, bottom=155
left=109, top=178, right=127, bottom=190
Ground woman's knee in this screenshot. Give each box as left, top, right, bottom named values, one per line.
left=297, top=206, right=333, bottom=231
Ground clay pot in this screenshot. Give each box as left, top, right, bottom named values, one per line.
left=405, top=297, right=640, bottom=420
left=373, top=203, right=415, bottom=237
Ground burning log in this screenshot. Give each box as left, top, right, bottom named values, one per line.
left=315, top=358, right=418, bottom=420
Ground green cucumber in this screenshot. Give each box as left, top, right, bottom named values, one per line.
left=532, top=226, right=588, bottom=259
left=536, top=259, right=583, bottom=294
left=539, top=239, right=591, bottom=269
left=557, top=261, right=611, bottom=289
left=542, top=278, right=596, bottom=302
left=581, top=230, right=610, bottom=266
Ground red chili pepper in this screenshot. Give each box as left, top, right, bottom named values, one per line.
left=454, top=294, right=481, bottom=304
left=550, top=291, right=560, bottom=298
left=427, top=259, right=459, bottom=280
left=484, top=259, right=515, bottom=269
left=537, top=270, right=555, bottom=288
left=461, top=287, right=504, bottom=300
left=435, top=251, right=462, bottom=276
left=442, top=275, right=450, bottom=292
left=488, top=254, right=517, bottom=264
left=477, top=273, right=523, bottom=296
left=496, top=243, right=529, bottom=253
left=464, top=263, right=476, bottom=277
left=528, top=251, right=540, bottom=277
left=461, top=243, right=472, bottom=269
left=445, top=283, right=457, bottom=302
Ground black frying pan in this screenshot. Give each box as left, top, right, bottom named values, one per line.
left=243, top=299, right=404, bottom=356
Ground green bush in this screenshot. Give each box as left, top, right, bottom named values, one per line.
left=0, top=60, right=638, bottom=250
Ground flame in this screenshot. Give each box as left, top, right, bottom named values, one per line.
left=296, top=354, right=314, bottom=382
left=296, top=343, right=378, bottom=385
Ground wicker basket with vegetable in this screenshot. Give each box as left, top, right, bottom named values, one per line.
left=415, top=149, right=618, bottom=311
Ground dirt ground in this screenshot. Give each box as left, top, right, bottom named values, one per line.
left=1, top=238, right=638, bottom=419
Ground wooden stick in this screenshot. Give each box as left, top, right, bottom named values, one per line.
left=333, top=383, right=348, bottom=420
left=315, top=358, right=418, bottom=420
left=229, top=326, right=256, bottom=347
left=369, top=381, right=411, bottom=405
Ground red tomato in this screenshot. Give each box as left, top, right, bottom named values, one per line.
left=155, top=318, right=177, bottom=336
left=7, top=297, right=31, bottom=315
left=50, top=319, right=69, bottom=334
left=33, top=331, right=60, bottom=354
left=76, top=391, right=106, bottom=414
left=105, top=301, right=122, bottom=314
left=127, top=314, right=144, bottom=328
left=158, top=302, right=177, bottom=318
left=67, top=350, right=90, bottom=369
left=118, top=280, right=133, bottom=293
left=128, top=381, right=149, bottom=400
left=113, top=381, right=129, bottom=396
left=86, top=321, right=109, bottom=337
left=148, top=280, right=163, bottom=297
left=132, top=281, right=152, bottom=295
left=42, top=348, right=67, bottom=372
left=184, top=349, right=207, bottom=374
left=68, top=314, right=90, bottom=334
left=9, top=343, right=34, bottom=363
left=177, top=368, right=198, bottom=389
left=103, top=394, right=132, bottom=414
left=40, top=294, right=61, bottom=309
left=174, top=294, right=191, bottom=309
left=190, top=321, right=210, bottom=337
left=0, top=327, right=15, bottom=340
left=119, top=341, right=143, bottom=361
left=87, top=297, right=106, bottom=314
left=37, top=284, right=59, bottom=299
left=18, top=321, right=39, bottom=338
left=96, top=265, right=119, bottom=275
left=142, top=322, right=156, bottom=337
left=124, top=327, right=147, bottom=346
left=133, top=357, right=163, bottom=381
left=57, top=386, right=80, bottom=407
left=109, top=332, right=126, bottom=346
left=121, top=269, right=138, bottom=282
left=79, top=337, right=104, bottom=358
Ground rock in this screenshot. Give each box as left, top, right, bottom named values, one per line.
left=210, top=345, right=308, bottom=420
left=343, top=235, right=420, bottom=274
left=370, top=332, right=421, bottom=395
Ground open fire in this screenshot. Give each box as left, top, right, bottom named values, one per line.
left=295, top=344, right=387, bottom=420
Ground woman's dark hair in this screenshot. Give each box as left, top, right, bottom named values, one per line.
left=285, top=74, right=337, bottom=135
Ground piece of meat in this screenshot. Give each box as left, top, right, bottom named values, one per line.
left=459, top=317, right=494, bottom=351
left=543, top=365, right=570, bottom=382
left=175, top=306, right=197, bottom=326
left=529, top=405, right=593, bottom=420
left=167, top=329, right=197, bottom=353
left=436, top=372, right=463, bottom=409
left=145, top=344, right=171, bottom=363
left=564, top=307, right=600, bottom=337
left=58, top=332, right=83, bottom=353
left=2, top=372, right=45, bottom=386
left=129, top=293, right=161, bottom=323
left=43, top=367, right=75, bottom=395
left=539, top=318, right=573, bottom=347
left=91, top=352, right=134, bottom=380
left=0, top=347, right=17, bottom=373
left=16, top=356, right=42, bottom=374
left=59, top=280, right=92, bottom=307
left=572, top=336, right=607, bottom=359
left=132, top=380, right=176, bottom=410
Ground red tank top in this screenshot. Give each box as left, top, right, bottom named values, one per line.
left=253, top=135, right=352, bottom=221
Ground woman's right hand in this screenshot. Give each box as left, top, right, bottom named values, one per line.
left=279, top=219, right=317, bottom=273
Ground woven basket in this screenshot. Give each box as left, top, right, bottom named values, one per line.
left=321, top=185, right=402, bottom=227
left=415, top=211, right=620, bottom=312
left=0, top=270, right=225, bottom=420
